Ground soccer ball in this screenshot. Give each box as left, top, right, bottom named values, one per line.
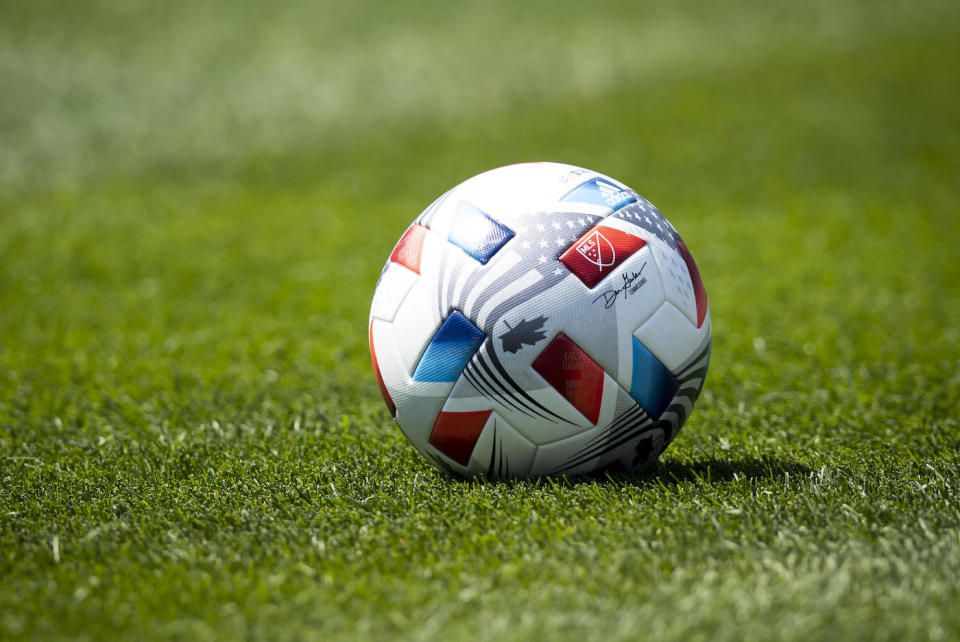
left=369, top=162, right=710, bottom=478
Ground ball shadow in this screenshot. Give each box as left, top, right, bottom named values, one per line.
left=573, top=455, right=813, bottom=488
left=444, top=455, right=813, bottom=487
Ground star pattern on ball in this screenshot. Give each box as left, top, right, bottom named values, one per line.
left=612, top=198, right=680, bottom=248
left=516, top=209, right=603, bottom=279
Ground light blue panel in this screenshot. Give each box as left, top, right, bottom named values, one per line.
left=413, top=311, right=486, bottom=382
left=561, top=178, right=637, bottom=211
left=630, top=337, right=680, bottom=419
left=447, top=202, right=515, bottom=264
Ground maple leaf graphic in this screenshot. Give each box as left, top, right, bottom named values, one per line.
left=500, top=316, right=549, bottom=354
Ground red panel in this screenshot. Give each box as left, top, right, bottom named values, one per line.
left=429, top=410, right=492, bottom=466
left=390, top=224, right=428, bottom=275
left=532, top=333, right=605, bottom=424
left=369, top=322, right=396, bottom=417
left=676, top=241, right=707, bottom=328
left=559, top=225, right=647, bottom=288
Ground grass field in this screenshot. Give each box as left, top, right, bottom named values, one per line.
left=2, top=0, right=960, bottom=639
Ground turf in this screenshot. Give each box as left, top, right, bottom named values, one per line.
left=2, top=0, right=959, bottom=640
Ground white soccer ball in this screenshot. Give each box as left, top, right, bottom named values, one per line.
left=369, top=162, right=710, bottom=478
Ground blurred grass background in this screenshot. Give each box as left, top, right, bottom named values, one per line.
left=1, top=0, right=959, bottom=640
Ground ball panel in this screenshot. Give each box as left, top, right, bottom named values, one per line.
left=370, top=318, right=453, bottom=447
left=560, top=175, right=637, bottom=212
left=676, top=328, right=712, bottom=375
left=628, top=336, right=680, bottom=420
left=676, top=241, right=708, bottom=328
left=369, top=263, right=419, bottom=323
left=466, top=412, right=536, bottom=479
left=531, top=332, right=606, bottom=425
left=444, top=162, right=603, bottom=222
left=532, top=434, right=600, bottom=476
left=369, top=321, right=396, bottom=417
left=411, top=311, right=485, bottom=383
left=369, top=318, right=406, bottom=404
left=447, top=201, right=516, bottom=265
left=391, top=278, right=444, bottom=374
left=473, top=266, right=545, bottom=330
left=650, top=238, right=700, bottom=328
left=448, top=355, right=593, bottom=444
left=428, top=410, right=491, bottom=466
left=558, top=223, right=647, bottom=288
left=655, top=335, right=712, bottom=441
left=461, top=250, right=525, bottom=321
left=632, top=427, right=669, bottom=468
left=608, top=252, right=667, bottom=381
left=530, top=379, right=650, bottom=475
left=394, top=386, right=453, bottom=452
left=633, top=301, right=710, bottom=372
left=389, top=224, right=428, bottom=275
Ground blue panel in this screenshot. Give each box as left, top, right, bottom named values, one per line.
left=629, top=337, right=680, bottom=419
left=447, top=202, right=515, bottom=264
left=561, top=177, right=637, bottom=212
left=413, top=311, right=486, bottom=382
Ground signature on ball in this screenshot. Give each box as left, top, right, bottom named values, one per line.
left=593, top=263, right=648, bottom=309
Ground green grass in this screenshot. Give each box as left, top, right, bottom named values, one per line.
left=2, top=0, right=959, bottom=639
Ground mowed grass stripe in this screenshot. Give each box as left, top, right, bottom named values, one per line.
left=1, top=0, right=957, bottom=192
